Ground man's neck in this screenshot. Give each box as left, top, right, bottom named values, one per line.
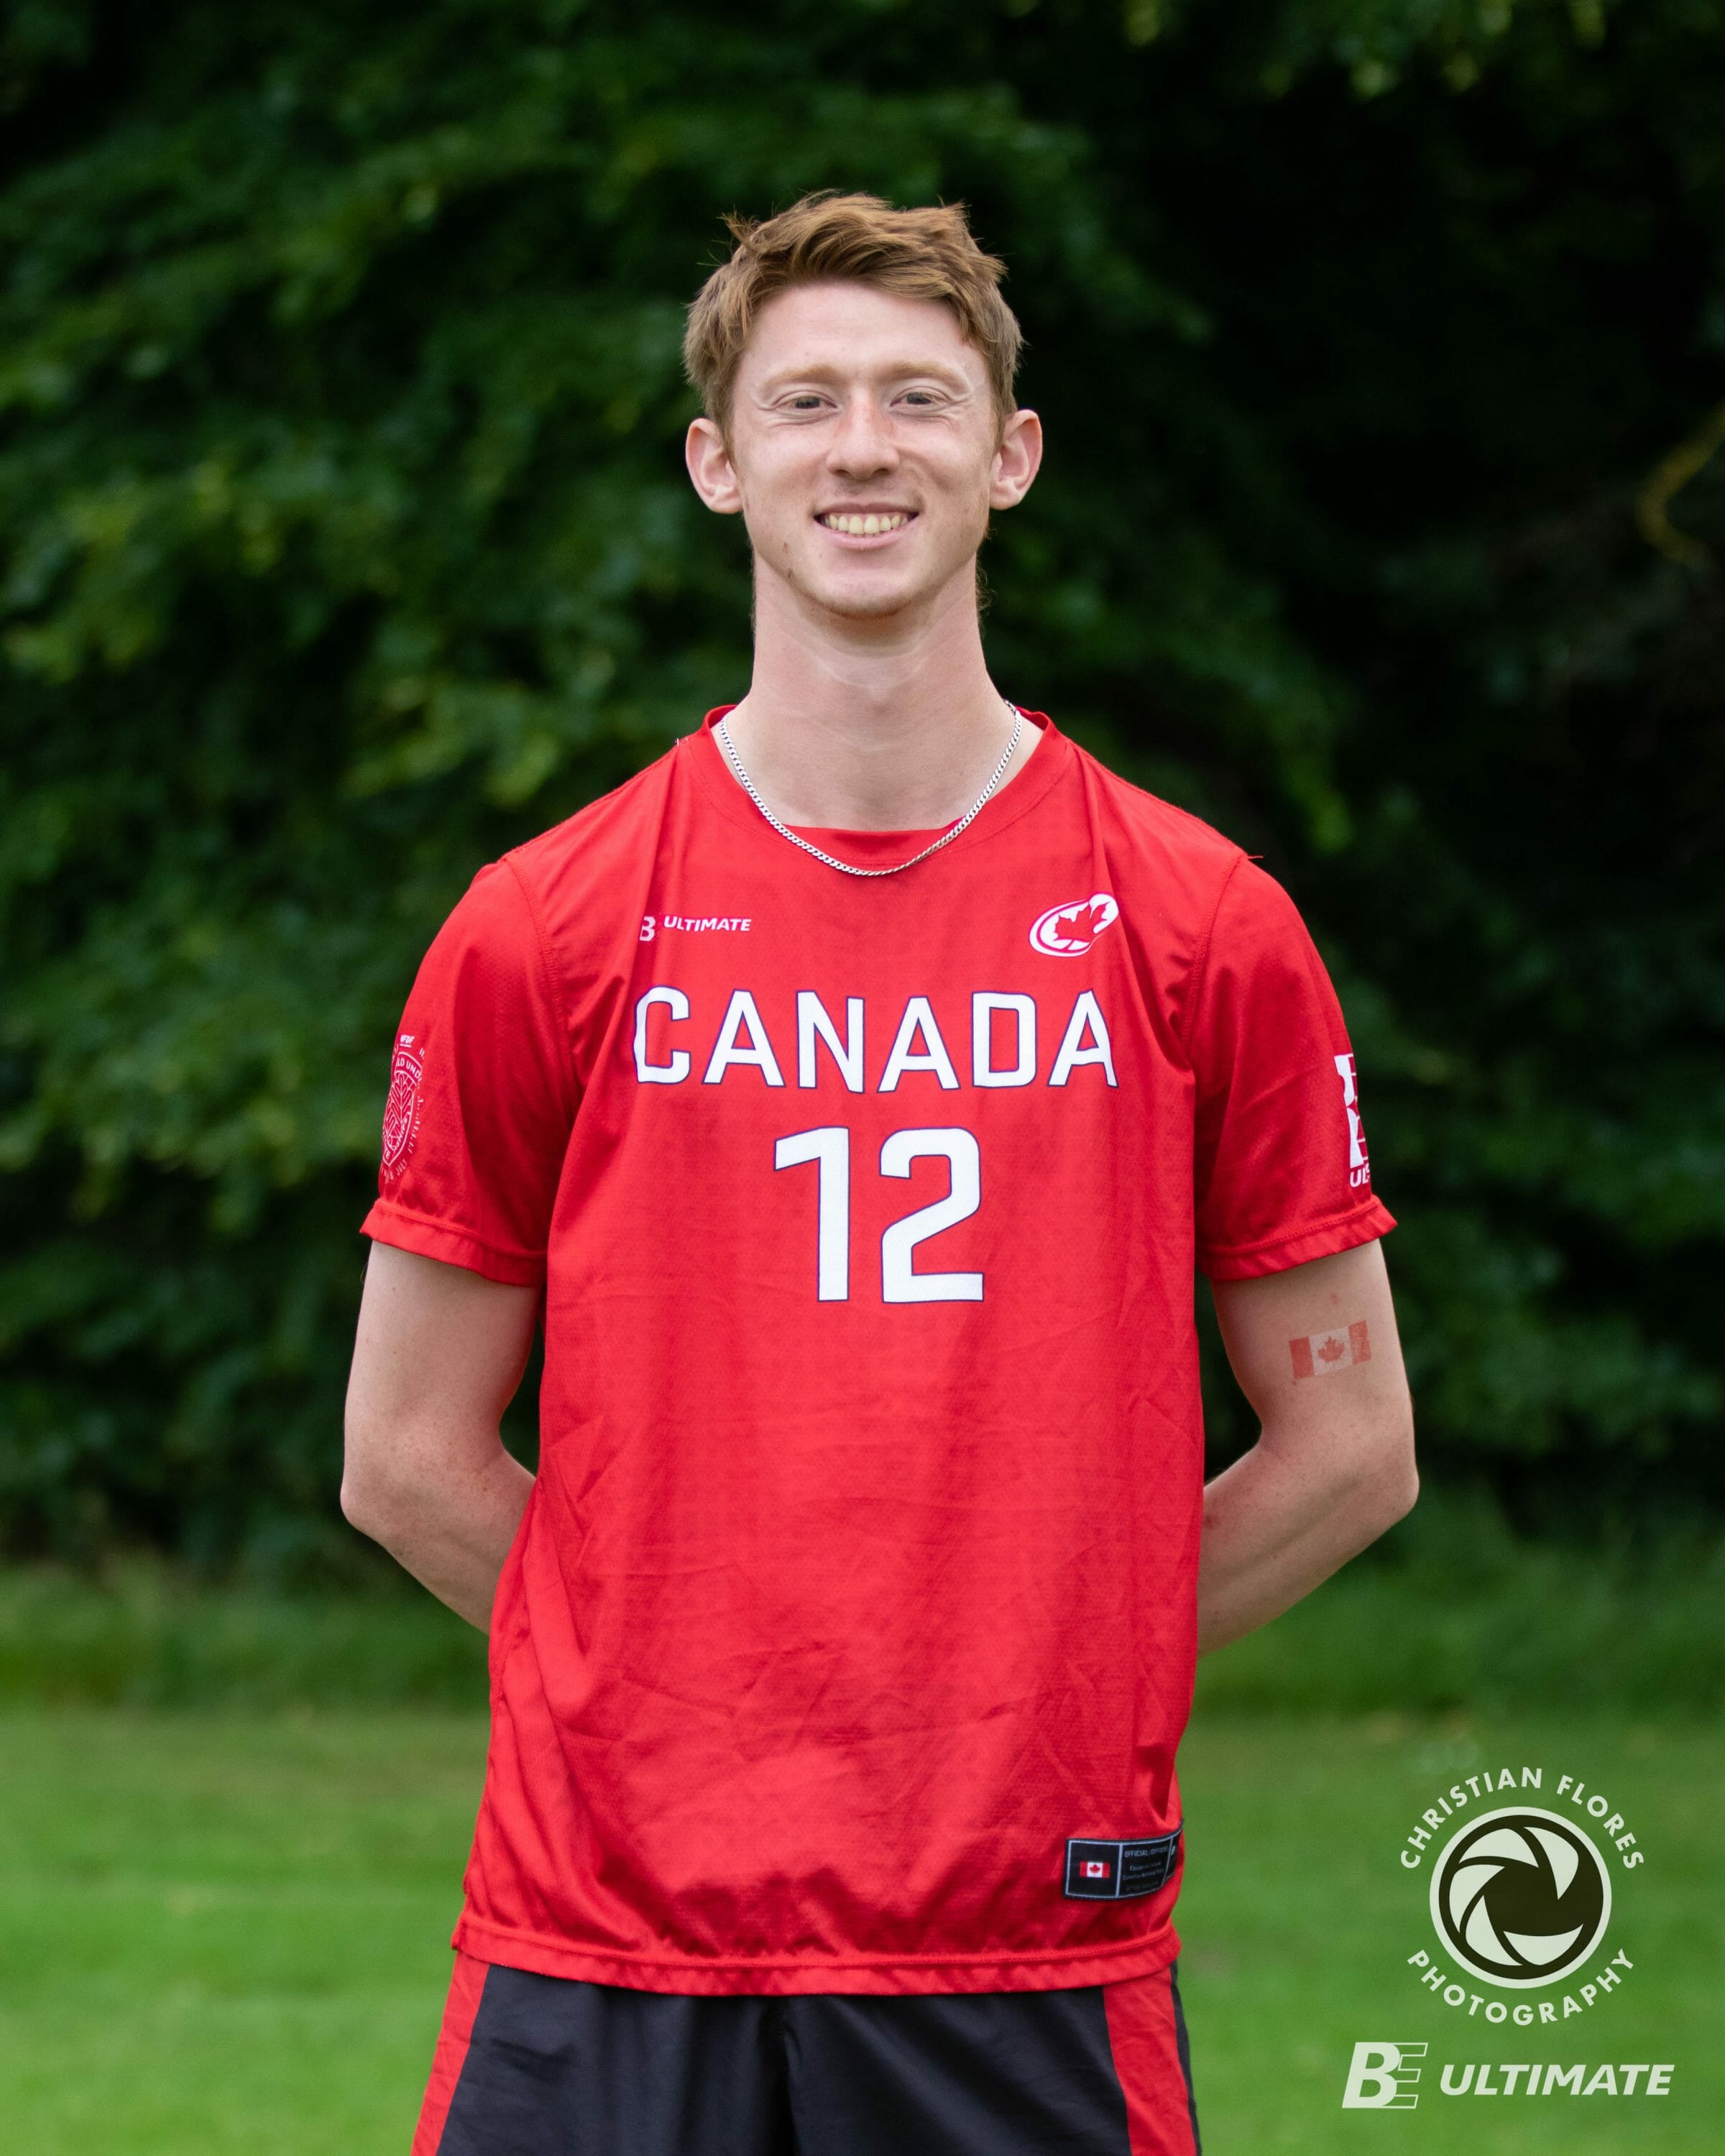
left=718, top=568, right=1035, bottom=831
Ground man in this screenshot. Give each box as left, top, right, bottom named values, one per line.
left=344, top=192, right=1416, bottom=2155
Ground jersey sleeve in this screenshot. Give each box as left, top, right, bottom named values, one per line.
left=361, top=857, right=576, bottom=1286
left=1188, top=856, right=1395, bottom=1280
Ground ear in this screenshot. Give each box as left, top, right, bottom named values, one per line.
left=988, top=408, right=1044, bottom=512
left=686, top=416, right=745, bottom=515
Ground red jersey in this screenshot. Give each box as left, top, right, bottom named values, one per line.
left=363, top=711, right=1392, bottom=1996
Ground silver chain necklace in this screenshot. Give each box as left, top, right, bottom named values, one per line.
left=714, top=702, right=1024, bottom=879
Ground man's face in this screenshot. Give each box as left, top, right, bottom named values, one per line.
left=685, top=281, right=1040, bottom=623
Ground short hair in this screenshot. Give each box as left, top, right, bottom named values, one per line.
left=683, top=191, right=1023, bottom=436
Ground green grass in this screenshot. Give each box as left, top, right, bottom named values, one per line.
left=0, top=1566, right=489, bottom=1710
left=1177, top=1715, right=1719, bottom=2153
left=5, top=1496, right=1721, bottom=1717
left=0, top=1705, right=1715, bottom=2154
left=0, top=1710, right=485, bottom=2155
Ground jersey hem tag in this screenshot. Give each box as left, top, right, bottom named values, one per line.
left=1063, top=1828, right=1182, bottom=1899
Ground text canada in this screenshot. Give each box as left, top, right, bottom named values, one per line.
left=632, top=987, right=1119, bottom=1092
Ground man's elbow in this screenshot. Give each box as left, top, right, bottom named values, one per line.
left=340, top=1418, right=413, bottom=1548
left=1362, top=1405, right=1420, bottom=1535
left=340, top=1465, right=393, bottom=1547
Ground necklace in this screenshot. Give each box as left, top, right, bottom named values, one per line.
left=714, top=701, right=1025, bottom=879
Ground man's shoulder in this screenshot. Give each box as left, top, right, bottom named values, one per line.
left=504, top=738, right=683, bottom=892
left=1066, top=737, right=1251, bottom=905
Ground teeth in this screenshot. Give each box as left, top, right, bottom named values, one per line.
left=821, top=512, right=908, bottom=535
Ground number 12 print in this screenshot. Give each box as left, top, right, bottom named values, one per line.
left=773, top=1125, right=983, bottom=1304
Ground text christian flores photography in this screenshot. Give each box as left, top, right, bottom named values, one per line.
left=1340, top=1756, right=1673, bottom=2110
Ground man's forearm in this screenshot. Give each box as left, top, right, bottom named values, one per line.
left=1195, top=1419, right=1417, bottom=1654
left=343, top=1439, right=534, bottom=1631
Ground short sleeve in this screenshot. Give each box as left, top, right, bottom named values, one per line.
left=361, top=859, right=576, bottom=1285
left=1189, top=857, right=1395, bottom=1280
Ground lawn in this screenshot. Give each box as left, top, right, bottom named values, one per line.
left=0, top=1704, right=1714, bottom=2153
left=1175, top=1712, right=1719, bottom=2154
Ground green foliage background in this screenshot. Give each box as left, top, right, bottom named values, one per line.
left=1, top=0, right=1721, bottom=1569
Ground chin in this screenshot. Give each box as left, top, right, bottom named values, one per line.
left=796, top=555, right=968, bottom=624
left=812, top=581, right=929, bottom=621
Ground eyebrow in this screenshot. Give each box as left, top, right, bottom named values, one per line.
left=753, top=356, right=976, bottom=395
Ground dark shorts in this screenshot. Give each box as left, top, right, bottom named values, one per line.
left=413, top=1953, right=1200, bottom=2156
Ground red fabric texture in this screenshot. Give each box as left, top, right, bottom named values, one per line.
left=411, top=1950, right=489, bottom=2155
left=1103, top=1964, right=1201, bottom=2156
left=364, top=711, right=1393, bottom=1996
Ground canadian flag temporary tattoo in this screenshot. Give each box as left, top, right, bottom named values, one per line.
left=1290, top=1320, right=1371, bottom=1380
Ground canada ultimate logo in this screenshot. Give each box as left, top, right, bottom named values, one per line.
left=1029, top=893, right=1119, bottom=957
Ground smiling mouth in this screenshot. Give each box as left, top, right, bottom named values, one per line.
left=816, top=511, right=915, bottom=537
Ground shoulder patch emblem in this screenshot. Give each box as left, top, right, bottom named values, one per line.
left=381, top=1033, right=425, bottom=1179
left=1029, top=893, right=1120, bottom=957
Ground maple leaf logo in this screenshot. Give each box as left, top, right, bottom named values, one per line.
left=1317, top=1334, right=1348, bottom=1363
left=1029, top=892, right=1121, bottom=957
left=1054, top=902, right=1105, bottom=944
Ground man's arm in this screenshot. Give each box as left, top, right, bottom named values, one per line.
left=1198, top=1239, right=1416, bottom=1653
left=342, top=1243, right=540, bottom=1629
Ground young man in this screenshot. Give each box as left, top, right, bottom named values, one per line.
left=344, top=193, right=1416, bottom=2155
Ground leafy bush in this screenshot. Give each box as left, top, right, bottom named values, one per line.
left=1, top=0, right=1721, bottom=1565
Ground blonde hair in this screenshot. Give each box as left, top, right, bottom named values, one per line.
left=683, top=192, right=1023, bottom=435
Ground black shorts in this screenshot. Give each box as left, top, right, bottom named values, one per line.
left=413, top=1953, right=1200, bottom=2155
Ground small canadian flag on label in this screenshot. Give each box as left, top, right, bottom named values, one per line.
left=1082, top=1860, right=1110, bottom=1879
left=1290, top=1322, right=1371, bottom=1381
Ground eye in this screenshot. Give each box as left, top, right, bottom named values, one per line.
left=787, top=393, right=827, bottom=411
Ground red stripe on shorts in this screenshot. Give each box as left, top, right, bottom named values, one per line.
left=412, top=1950, right=490, bottom=2156
left=1103, top=1961, right=1200, bottom=2156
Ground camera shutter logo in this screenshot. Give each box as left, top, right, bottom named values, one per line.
left=1431, top=1806, right=1611, bottom=1988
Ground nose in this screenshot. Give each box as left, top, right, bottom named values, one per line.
left=825, top=393, right=898, bottom=479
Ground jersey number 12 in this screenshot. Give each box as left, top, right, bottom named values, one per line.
left=773, top=1126, right=983, bottom=1304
